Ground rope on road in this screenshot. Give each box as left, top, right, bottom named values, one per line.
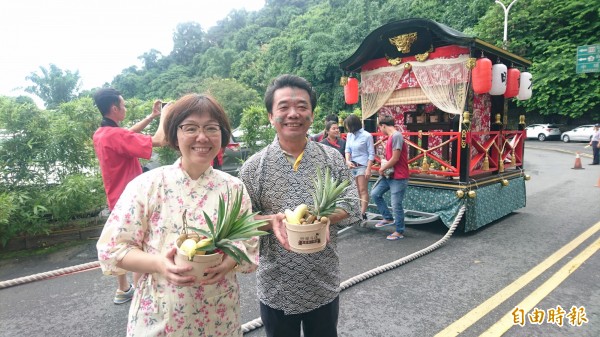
left=241, top=204, right=466, bottom=334
left=0, top=261, right=100, bottom=289
left=0, top=205, right=466, bottom=333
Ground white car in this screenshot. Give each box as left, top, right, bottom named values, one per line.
left=524, top=124, right=561, bottom=141
left=561, top=124, right=596, bottom=143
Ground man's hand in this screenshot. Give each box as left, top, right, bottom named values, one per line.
left=150, top=100, right=162, bottom=119
left=271, top=213, right=291, bottom=251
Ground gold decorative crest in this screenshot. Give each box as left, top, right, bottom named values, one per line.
left=339, top=76, right=348, bottom=86
left=388, top=32, right=418, bottom=53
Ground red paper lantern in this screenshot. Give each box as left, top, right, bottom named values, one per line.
left=504, top=68, right=520, bottom=98
left=472, top=57, right=492, bottom=94
left=344, top=77, right=359, bottom=105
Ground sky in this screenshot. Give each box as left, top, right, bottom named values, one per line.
left=0, top=0, right=265, bottom=104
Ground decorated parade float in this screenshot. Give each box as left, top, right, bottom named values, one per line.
left=339, top=18, right=533, bottom=232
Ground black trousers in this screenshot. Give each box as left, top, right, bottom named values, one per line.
left=260, top=296, right=339, bottom=337
left=592, top=141, right=599, bottom=164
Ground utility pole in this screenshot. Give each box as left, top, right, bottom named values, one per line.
left=495, top=0, right=517, bottom=50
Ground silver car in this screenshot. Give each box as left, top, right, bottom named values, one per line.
left=561, top=124, right=596, bottom=143
left=524, top=124, right=562, bottom=141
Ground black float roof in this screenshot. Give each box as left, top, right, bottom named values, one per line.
left=339, top=18, right=531, bottom=73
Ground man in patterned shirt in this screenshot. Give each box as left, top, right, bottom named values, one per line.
left=239, top=74, right=361, bottom=337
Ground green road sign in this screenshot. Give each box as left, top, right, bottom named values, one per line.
left=576, top=45, right=600, bottom=74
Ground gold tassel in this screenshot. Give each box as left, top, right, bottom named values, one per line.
left=511, top=149, right=516, bottom=165
left=482, top=154, right=489, bottom=171
left=499, top=160, right=505, bottom=173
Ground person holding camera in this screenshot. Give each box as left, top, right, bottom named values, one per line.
left=92, top=88, right=168, bottom=304
left=370, top=115, right=409, bottom=240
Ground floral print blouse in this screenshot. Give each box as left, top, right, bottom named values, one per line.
left=97, top=158, right=259, bottom=337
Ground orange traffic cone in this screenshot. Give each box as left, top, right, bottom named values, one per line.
left=572, top=152, right=584, bottom=170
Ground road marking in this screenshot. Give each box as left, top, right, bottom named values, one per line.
left=434, top=221, right=600, bottom=337
left=480, top=235, right=600, bottom=336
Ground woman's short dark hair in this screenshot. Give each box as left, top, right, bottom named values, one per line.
left=93, top=88, right=121, bottom=116
left=164, top=94, right=232, bottom=151
left=264, top=74, right=317, bottom=114
left=378, top=115, right=395, bottom=126
left=344, top=114, right=362, bottom=133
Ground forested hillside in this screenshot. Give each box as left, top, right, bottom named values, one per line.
left=108, top=0, right=599, bottom=124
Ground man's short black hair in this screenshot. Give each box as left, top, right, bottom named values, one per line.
left=325, top=114, right=338, bottom=123
left=93, top=88, right=122, bottom=116
left=378, top=115, right=395, bottom=126
left=264, top=74, right=317, bottom=114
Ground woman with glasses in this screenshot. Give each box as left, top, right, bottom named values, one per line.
left=97, top=94, right=259, bottom=337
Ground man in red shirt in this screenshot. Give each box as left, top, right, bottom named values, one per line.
left=370, top=115, right=410, bottom=241
left=93, top=88, right=167, bottom=304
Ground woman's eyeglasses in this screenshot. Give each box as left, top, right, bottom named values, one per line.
left=178, top=124, right=221, bottom=137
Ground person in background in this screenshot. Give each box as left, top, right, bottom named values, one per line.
left=344, top=114, right=375, bottom=221
left=370, top=115, right=409, bottom=240
left=239, top=74, right=360, bottom=337
left=589, top=124, right=600, bottom=165
left=320, top=120, right=346, bottom=157
left=310, top=113, right=338, bottom=142
left=92, top=88, right=167, bottom=304
left=96, top=93, right=260, bottom=336
left=213, top=147, right=224, bottom=170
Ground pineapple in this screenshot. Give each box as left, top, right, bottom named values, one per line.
left=180, top=188, right=268, bottom=265
left=285, top=166, right=352, bottom=225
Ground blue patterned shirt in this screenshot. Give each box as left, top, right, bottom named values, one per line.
left=239, top=139, right=361, bottom=314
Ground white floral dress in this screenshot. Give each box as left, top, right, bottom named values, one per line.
left=97, top=159, right=259, bottom=337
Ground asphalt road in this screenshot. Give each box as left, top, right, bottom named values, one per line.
left=1, top=140, right=599, bottom=337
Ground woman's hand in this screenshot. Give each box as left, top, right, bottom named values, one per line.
left=161, top=247, right=196, bottom=287
left=346, top=160, right=356, bottom=169
left=201, top=255, right=238, bottom=285
left=364, top=167, right=371, bottom=177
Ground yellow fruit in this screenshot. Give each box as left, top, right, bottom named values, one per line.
left=293, top=204, right=308, bottom=220
left=179, top=238, right=198, bottom=259
left=196, top=238, right=213, bottom=249
left=285, top=209, right=300, bottom=224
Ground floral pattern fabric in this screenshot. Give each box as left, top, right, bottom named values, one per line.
left=97, top=158, right=259, bottom=337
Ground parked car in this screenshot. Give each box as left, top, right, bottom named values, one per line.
left=143, top=135, right=249, bottom=176
left=561, top=124, right=596, bottom=143
left=524, top=124, right=561, bottom=141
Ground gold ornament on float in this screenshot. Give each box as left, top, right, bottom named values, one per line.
left=388, top=32, right=417, bottom=53
left=466, top=57, right=477, bottom=69
left=524, top=174, right=531, bottom=181
left=495, top=113, right=502, bottom=125
left=519, top=115, right=526, bottom=125
left=482, top=154, right=490, bottom=171
left=404, top=62, right=412, bottom=70
left=468, top=190, right=477, bottom=198
left=386, top=55, right=402, bottom=66
left=463, top=111, right=471, bottom=125
left=456, top=190, right=465, bottom=198
left=415, top=52, right=430, bottom=62
left=499, top=160, right=505, bottom=173
left=339, top=76, right=348, bottom=86
left=501, top=179, right=509, bottom=187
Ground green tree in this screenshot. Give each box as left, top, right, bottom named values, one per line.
left=25, top=64, right=82, bottom=109
left=171, top=22, right=208, bottom=65
left=472, top=0, right=600, bottom=121
left=198, top=77, right=262, bottom=128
